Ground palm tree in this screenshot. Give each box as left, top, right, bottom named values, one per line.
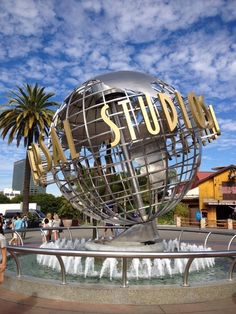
left=0, top=83, right=58, bottom=214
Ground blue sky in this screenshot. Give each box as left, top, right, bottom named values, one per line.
left=0, top=0, right=235, bottom=196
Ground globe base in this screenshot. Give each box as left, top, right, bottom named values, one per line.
left=85, top=220, right=164, bottom=252
left=84, top=239, right=164, bottom=252
left=112, top=220, right=161, bottom=244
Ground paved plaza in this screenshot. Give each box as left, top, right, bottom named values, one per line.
left=0, top=286, right=235, bottom=314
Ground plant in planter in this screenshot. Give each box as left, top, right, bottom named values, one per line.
left=57, top=197, right=83, bottom=227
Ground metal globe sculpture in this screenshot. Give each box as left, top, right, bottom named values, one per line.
left=49, top=71, right=204, bottom=229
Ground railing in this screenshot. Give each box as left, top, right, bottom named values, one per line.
left=5, top=226, right=236, bottom=288
left=179, top=218, right=201, bottom=227
left=176, top=217, right=236, bottom=229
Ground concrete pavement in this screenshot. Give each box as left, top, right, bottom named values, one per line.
left=0, top=286, right=235, bottom=314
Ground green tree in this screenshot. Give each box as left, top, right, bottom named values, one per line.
left=0, top=194, right=11, bottom=203
left=57, top=196, right=82, bottom=220
left=0, top=84, right=58, bottom=214
left=10, top=194, right=23, bottom=203
left=174, top=202, right=189, bottom=218
left=30, top=193, right=60, bottom=214
left=157, top=208, right=175, bottom=225
left=157, top=202, right=189, bottom=225
left=10, top=193, right=62, bottom=215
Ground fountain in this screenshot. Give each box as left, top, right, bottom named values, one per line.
left=36, top=238, right=215, bottom=280
left=5, top=227, right=236, bottom=305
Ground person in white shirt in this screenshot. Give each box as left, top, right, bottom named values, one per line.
left=43, top=213, right=53, bottom=241
left=52, top=214, right=61, bottom=241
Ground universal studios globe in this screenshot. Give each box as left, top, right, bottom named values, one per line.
left=51, top=71, right=202, bottom=243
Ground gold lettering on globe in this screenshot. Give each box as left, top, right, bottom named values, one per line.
left=28, top=91, right=220, bottom=185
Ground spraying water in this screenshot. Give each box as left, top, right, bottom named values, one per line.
left=36, top=238, right=215, bottom=280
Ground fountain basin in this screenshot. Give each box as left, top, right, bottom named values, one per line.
left=3, top=273, right=236, bottom=304
left=4, top=227, right=236, bottom=304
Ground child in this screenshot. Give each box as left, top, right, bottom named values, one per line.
left=43, top=213, right=53, bottom=241
left=52, top=214, right=61, bottom=241
left=41, top=218, right=50, bottom=243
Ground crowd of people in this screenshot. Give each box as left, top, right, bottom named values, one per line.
left=0, top=209, right=126, bottom=285
left=0, top=213, right=28, bottom=234
left=0, top=211, right=63, bottom=285
left=0, top=213, right=28, bottom=246
left=41, top=213, right=63, bottom=243
left=0, top=211, right=64, bottom=245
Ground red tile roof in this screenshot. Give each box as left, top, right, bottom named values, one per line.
left=191, top=171, right=214, bottom=188
left=197, top=165, right=236, bottom=185
left=190, top=165, right=236, bottom=188
left=197, top=172, right=214, bottom=180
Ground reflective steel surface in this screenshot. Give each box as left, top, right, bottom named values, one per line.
left=50, top=71, right=201, bottom=225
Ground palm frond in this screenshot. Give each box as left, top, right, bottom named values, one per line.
left=0, top=83, right=57, bottom=148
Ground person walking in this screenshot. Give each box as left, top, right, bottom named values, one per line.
left=9, top=213, right=23, bottom=245
left=21, top=214, right=28, bottom=239
left=0, top=215, right=7, bottom=284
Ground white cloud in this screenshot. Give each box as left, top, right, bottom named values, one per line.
left=218, top=118, right=236, bottom=132
left=0, top=0, right=57, bottom=36
left=0, top=0, right=236, bottom=193
left=221, top=0, right=236, bottom=22
left=217, top=102, right=236, bottom=113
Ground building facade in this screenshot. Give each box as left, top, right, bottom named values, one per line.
left=12, top=159, right=46, bottom=195
left=182, top=166, right=236, bottom=227
left=198, top=165, right=236, bottom=226
left=3, top=188, right=20, bottom=200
